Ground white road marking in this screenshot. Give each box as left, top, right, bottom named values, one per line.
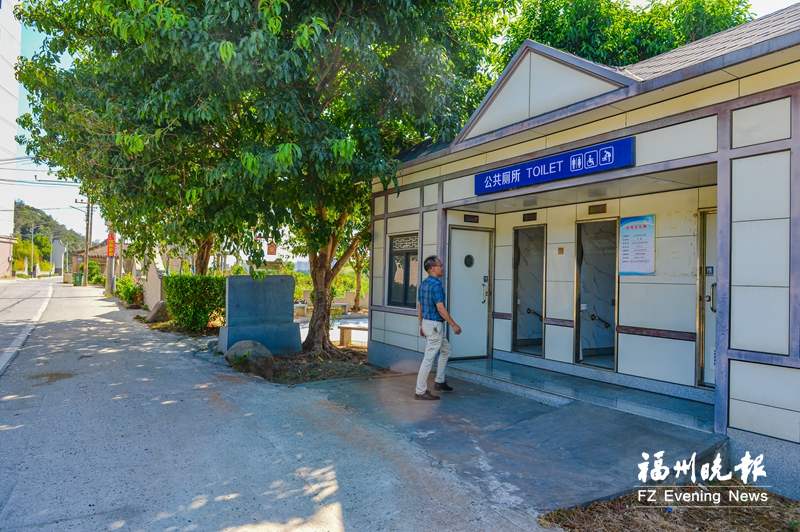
left=0, top=284, right=54, bottom=375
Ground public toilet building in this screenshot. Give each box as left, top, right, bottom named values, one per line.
left=367, top=5, right=800, bottom=488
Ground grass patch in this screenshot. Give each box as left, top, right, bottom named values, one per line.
left=136, top=317, right=221, bottom=337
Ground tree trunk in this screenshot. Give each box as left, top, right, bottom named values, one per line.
left=302, top=249, right=337, bottom=356
left=193, top=235, right=214, bottom=275
left=353, top=265, right=362, bottom=311
left=301, top=225, right=366, bottom=357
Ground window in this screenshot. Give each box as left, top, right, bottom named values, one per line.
left=388, top=234, right=418, bottom=308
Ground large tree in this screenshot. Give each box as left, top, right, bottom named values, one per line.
left=16, top=0, right=510, bottom=355
left=499, top=0, right=753, bottom=69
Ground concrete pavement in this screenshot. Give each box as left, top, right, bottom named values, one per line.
left=306, top=375, right=727, bottom=510
left=1, top=280, right=727, bottom=531
left=0, top=277, right=54, bottom=375
left=0, top=281, right=546, bottom=531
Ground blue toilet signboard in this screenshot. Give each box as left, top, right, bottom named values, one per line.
left=474, top=137, right=635, bottom=195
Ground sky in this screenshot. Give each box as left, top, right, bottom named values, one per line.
left=10, top=0, right=799, bottom=243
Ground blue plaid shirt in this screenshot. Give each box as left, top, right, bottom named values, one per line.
left=418, top=275, right=445, bottom=321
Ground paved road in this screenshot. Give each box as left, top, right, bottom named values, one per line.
left=0, top=278, right=55, bottom=375
left=0, top=281, right=545, bottom=531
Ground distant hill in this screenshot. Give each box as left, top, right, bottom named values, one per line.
left=13, top=200, right=85, bottom=251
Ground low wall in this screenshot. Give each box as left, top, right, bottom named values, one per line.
left=0, top=236, right=13, bottom=278
left=141, top=261, right=164, bottom=310
left=367, top=340, right=425, bottom=374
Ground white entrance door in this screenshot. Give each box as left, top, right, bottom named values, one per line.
left=448, top=228, right=491, bottom=359
left=702, top=212, right=717, bottom=386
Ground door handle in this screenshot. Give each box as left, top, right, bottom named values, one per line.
left=481, top=283, right=487, bottom=304
left=704, top=282, right=717, bottom=313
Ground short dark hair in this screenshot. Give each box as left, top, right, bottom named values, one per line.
left=423, top=255, right=439, bottom=272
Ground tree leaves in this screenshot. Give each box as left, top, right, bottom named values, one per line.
left=16, top=0, right=507, bottom=352
left=219, top=41, right=236, bottom=65
left=499, top=0, right=753, bottom=69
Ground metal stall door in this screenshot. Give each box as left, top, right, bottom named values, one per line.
left=448, top=228, right=491, bottom=359
left=700, top=211, right=717, bottom=386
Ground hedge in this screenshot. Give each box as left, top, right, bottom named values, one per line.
left=163, top=275, right=226, bottom=330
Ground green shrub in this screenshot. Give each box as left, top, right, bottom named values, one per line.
left=228, top=264, right=247, bottom=276
left=163, top=275, right=226, bottom=331
left=115, top=274, right=143, bottom=305
left=88, top=260, right=102, bottom=279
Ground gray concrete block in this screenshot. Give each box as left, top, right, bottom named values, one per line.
left=728, top=427, right=800, bottom=501
left=226, top=275, right=294, bottom=326
left=219, top=323, right=301, bottom=355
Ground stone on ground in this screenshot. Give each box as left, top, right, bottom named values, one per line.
left=224, top=340, right=274, bottom=380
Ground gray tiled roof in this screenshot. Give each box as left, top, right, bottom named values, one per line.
left=623, top=3, right=800, bottom=80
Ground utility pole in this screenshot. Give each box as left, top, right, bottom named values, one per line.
left=29, top=223, right=36, bottom=279
left=105, top=223, right=116, bottom=295
left=76, top=199, right=92, bottom=287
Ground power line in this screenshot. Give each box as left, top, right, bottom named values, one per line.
left=0, top=207, right=75, bottom=212
left=0, top=168, right=63, bottom=173
left=0, top=178, right=79, bottom=187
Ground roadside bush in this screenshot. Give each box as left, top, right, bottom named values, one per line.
left=115, top=274, right=143, bottom=305
left=163, top=275, right=226, bottom=331
left=228, top=264, right=247, bottom=276
left=87, top=260, right=104, bottom=284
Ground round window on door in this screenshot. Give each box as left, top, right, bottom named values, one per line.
left=464, top=254, right=474, bottom=268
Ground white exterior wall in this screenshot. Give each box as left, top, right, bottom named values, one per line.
left=616, top=188, right=706, bottom=385
left=729, top=151, right=791, bottom=355
left=729, top=361, right=800, bottom=443
left=371, top=211, right=425, bottom=353
left=0, top=1, right=21, bottom=274
left=371, top=219, right=385, bottom=308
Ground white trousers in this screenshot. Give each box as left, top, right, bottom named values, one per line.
left=415, top=319, right=452, bottom=395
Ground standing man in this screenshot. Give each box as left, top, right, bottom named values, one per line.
left=415, top=255, right=461, bottom=400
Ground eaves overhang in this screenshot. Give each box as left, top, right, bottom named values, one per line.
left=398, top=28, right=800, bottom=173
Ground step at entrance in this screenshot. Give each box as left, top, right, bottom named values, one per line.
left=447, top=358, right=714, bottom=432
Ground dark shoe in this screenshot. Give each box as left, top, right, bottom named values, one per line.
left=434, top=381, right=453, bottom=392
left=414, top=390, right=440, bottom=401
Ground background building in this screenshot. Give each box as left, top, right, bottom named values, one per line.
left=0, top=0, right=21, bottom=277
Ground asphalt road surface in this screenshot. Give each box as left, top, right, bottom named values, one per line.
left=0, top=278, right=54, bottom=374
left=0, top=279, right=545, bottom=532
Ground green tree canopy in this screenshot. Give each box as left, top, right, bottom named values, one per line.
left=16, top=0, right=510, bottom=355
left=499, top=0, right=753, bottom=69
